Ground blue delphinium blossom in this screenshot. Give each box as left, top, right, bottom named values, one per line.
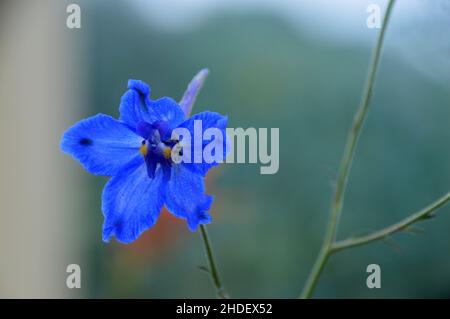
left=61, top=77, right=227, bottom=244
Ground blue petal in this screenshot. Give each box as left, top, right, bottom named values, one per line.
left=102, top=162, right=165, bottom=243
left=119, top=80, right=154, bottom=129
left=128, top=79, right=150, bottom=96
left=176, top=111, right=228, bottom=176
left=164, top=164, right=213, bottom=231
left=179, top=68, right=210, bottom=117
left=120, top=80, right=185, bottom=132
left=148, top=97, right=185, bottom=136
left=144, top=154, right=157, bottom=179
left=61, top=114, right=143, bottom=176
left=136, top=121, right=154, bottom=139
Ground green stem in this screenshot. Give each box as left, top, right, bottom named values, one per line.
left=200, top=225, right=228, bottom=298
left=179, top=70, right=228, bottom=298
left=300, top=0, right=396, bottom=299
left=332, top=193, right=450, bottom=252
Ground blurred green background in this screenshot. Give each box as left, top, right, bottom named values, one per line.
left=0, top=0, right=449, bottom=298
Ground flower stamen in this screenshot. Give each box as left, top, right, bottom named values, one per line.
left=162, top=146, right=172, bottom=159
left=139, top=140, right=148, bottom=156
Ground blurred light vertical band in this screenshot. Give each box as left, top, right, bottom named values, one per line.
left=0, top=0, right=85, bottom=297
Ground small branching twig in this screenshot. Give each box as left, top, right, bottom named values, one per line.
left=331, top=193, right=450, bottom=252
left=296, top=0, right=448, bottom=298
left=300, top=0, right=397, bottom=299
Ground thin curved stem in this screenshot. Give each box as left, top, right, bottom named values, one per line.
left=300, top=0, right=396, bottom=299
left=200, top=225, right=228, bottom=298
left=332, top=193, right=450, bottom=252
left=179, top=70, right=228, bottom=298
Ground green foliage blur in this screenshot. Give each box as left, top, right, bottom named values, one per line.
left=77, top=0, right=450, bottom=298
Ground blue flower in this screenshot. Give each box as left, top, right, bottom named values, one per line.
left=61, top=78, right=228, bottom=244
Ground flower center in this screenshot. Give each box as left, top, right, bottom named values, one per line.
left=139, top=138, right=173, bottom=159
left=136, top=121, right=184, bottom=179
left=138, top=125, right=178, bottom=161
